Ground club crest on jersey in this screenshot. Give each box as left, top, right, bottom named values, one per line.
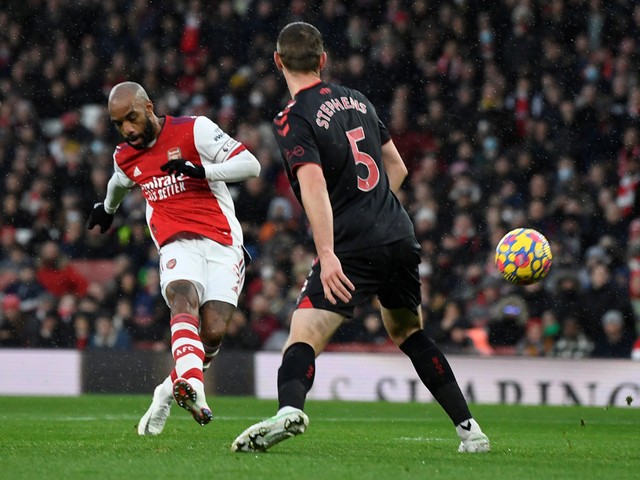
left=167, top=147, right=182, bottom=160
left=285, top=145, right=305, bottom=161
left=166, top=258, right=177, bottom=269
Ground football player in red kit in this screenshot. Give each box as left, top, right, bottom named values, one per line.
left=88, top=82, right=260, bottom=434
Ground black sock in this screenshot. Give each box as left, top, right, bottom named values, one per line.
left=400, top=330, right=472, bottom=425
left=277, top=342, right=316, bottom=410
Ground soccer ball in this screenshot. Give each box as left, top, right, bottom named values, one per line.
left=495, top=228, right=553, bottom=285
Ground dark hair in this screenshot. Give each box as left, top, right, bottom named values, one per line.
left=276, top=22, right=324, bottom=73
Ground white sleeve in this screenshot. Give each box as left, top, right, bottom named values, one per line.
left=103, top=161, right=134, bottom=214
left=193, top=116, right=261, bottom=182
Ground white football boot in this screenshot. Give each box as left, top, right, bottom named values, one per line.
left=231, top=406, right=309, bottom=452
left=456, top=418, right=491, bottom=452
left=172, top=377, right=212, bottom=426
left=137, top=380, right=173, bottom=435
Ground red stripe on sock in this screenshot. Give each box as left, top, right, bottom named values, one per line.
left=170, top=313, right=199, bottom=329
left=182, top=367, right=204, bottom=383
left=171, top=329, right=201, bottom=345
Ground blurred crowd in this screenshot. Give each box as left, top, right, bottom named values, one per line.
left=1, top=0, right=640, bottom=360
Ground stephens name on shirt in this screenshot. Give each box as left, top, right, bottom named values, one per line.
left=140, top=173, right=188, bottom=202
left=315, top=96, right=367, bottom=129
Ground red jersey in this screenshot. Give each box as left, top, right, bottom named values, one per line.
left=112, top=115, right=246, bottom=248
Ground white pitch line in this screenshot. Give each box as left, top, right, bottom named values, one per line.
left=395, top=437, right=449, bottom=442
left=0, top=414, right=441, bottom=423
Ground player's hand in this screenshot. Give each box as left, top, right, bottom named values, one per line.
left=87, top=203, right=114, bottom=233
left=160, top=159, right=205, bottom=179
left=319, top=252, right=355, bottom=305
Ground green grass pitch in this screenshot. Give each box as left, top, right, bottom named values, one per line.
left=1, top=395, right=638, bottom=480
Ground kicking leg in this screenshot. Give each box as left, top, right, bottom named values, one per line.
left=166, top=280, right=212, bottom=426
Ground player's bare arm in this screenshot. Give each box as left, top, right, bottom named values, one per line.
left=381, top=140, right=408, bottom=194
left=296, top=163, right=354, bottom=304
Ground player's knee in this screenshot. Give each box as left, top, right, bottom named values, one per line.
left=199, top=323, right=224, bottom=348
left=383, top=314, right=421, bottom=346
left=166, top=280, right=199, bottom=313
left=199, top=320, right=226, bottom=347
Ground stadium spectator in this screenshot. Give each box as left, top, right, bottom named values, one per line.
left=351, top=308, right=390, bottom=346
left=232, top=21, right=489, bottom=454
left=427, top=298, right=478, bottom=356
left=110, top=297, right=132, bottom=336
left=0, top=294, right=27, bottom=346
left=520, top=281, right=554, bottom=321
left=515, top=318, right=553, bottom=357
left=540, top=309, right=562, bottom=347
left=488, top=294, right=528, bottom=353
left=3, top=263, right=45, bottom=314
left=424, top=299, right=468, bottom=348
left=223, top=308, right=262, bottom=350
left=72, top=311, right=91, bottom=350
left=577, top=261, right=636, bottom=343
left=28, top=308, right=73, bottom=349
left=34, top=241, right=89, bottom=298
left=247, top=292, right=281, bottom=347
left=549, top=270, right=582, bottom=323
left=86, top=81, right=260, bottom=435
left=551, top=314, right=594, bottom=359
left=233, top=176, right=274, bottom=251
left=591, top=309, right=635, bottom=358
left=88, top=310, right=132, bottom=351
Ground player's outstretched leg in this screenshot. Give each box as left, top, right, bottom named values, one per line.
left=399, top=330, right=490, bottom=453
left=137, top=376, right=174, bottom=435
left=231, top=406, right=309, bottom=452
left=169, top=313, right=211, bottom=426
left=173, top=377, right=212, bottom=426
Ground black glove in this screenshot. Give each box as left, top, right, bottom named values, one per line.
left=160, top=159, right=205, bottom=179
left=87, top=203, right=114, bottom=233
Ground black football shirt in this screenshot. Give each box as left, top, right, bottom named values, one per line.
left=273, top=81, right=415, bottom=253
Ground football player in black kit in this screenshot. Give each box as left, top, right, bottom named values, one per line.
left=232, top=22, right=490, bottom=454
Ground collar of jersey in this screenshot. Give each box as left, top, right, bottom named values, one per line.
left=295, top=79, right=323, bottom=97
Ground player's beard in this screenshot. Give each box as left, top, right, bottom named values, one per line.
left=127, top=115, right=155, bottom=150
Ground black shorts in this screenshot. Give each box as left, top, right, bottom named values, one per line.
left=296, top=236, right=422, bottom=317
